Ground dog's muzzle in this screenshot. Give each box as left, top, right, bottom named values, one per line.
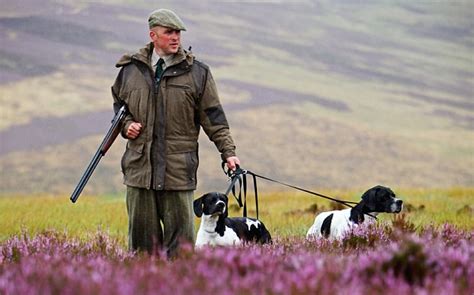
left=212, top=201, right=226, bottom=215
left=390, top=199, right=403, bottom=213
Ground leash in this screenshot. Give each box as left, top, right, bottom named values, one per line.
left=221, top=164, right=377, bottom=220
left=223, top=165, right=256, bottom=218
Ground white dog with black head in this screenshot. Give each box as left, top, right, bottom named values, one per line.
left=306, top=185, right=403, bottom=240
left=194, top=192, right=272, bottom=248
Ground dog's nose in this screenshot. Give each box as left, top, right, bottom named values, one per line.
left=216, top=202, right=225, bottom=210
left=396, top=200, right=403, bottom=206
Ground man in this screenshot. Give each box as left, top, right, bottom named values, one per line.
left=111, top=9, right=240, bottom=256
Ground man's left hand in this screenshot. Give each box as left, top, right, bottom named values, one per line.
left=226, top=156, right=241, bottom=171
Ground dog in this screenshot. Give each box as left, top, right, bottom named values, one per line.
left=193, top=192, right=272, bottom=247
left=306, top=185, right=403, bottom=240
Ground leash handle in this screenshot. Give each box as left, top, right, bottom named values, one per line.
left=222, top=162, right=253, bottom=218
left=223, top=163, right=245, bottom=207
left=222, top=162, right=246, bottom=178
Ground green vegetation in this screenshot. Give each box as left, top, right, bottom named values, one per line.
left=0, top=194, right=127, bottom=243
left=1, top=188, right=472, bottom=244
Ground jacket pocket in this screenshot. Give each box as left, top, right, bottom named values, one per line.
left=165, top=150, right=198, bottom=186
left=165, top=140, right=199, bottom=187
left=121, top=141, right=145, bottom=175
left=167, top=83, right=192, bottom=90
left=165, top=83, right=196, bottom=136
left=127, top=140, right=145, bottom=153
left=185, top=150, right=199, bottom=183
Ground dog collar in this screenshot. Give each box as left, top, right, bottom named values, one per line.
left=204, top=229, right=217, bottom=234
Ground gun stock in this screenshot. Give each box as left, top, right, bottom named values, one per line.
left=70, top=105, right=128, bottom=203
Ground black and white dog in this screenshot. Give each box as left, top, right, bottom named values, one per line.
left=194, top=192, right=272, bottom=247
left=306, top=185, right=403, bottom=240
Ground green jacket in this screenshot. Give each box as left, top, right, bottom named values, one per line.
left=111, top=43, right=236, bottom=190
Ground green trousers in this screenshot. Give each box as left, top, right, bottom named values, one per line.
left=126, top=187, right=195, bottom=257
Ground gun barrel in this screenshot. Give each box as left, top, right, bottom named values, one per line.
left=70, top=150, right=103, bottom=203
left=70, top=105, right=127, bottom=203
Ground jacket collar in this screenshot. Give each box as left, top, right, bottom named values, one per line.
left=115, top=42, right=194, bottom=69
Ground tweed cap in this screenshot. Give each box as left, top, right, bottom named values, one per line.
left=148, top=9, right=186, bottom=31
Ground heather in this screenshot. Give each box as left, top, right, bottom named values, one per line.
left=1, top=189, right=472, bottom=294
left=1, top=221, right=472, bottom=295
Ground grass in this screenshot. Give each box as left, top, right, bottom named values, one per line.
left=1, top=187, right=472, bottom=245
left=0, top=194, right=127, bottom=244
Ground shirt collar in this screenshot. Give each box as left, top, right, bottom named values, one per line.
left=151, top=49, right=173, bottom=68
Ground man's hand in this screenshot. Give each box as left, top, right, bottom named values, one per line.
left=126, top=122, right=142, bottom=139
left=226, top=156, right=241, bottom=171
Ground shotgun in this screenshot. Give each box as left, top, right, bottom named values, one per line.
left=70, top=105, right=128, bottom=203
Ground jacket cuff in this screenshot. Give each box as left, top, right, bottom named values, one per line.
left=221, top=150, right=236, bottom=162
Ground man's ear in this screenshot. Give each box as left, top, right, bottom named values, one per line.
left=149, top=30, right=157, bottom=41
left=193, top=196, right=204, bottom=217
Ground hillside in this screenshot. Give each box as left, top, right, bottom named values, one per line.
left=0, top=0, right=473, bottom=195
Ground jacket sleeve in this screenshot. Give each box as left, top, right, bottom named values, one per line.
left=198, top=70, right=236, bottom=160
left=111, top=67, right=134, bottom=139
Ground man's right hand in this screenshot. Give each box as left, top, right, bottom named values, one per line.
left=126, top=122, right=142, bottom=139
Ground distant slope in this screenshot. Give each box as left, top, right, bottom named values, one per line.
left=0, top=0, right=472, bottom=194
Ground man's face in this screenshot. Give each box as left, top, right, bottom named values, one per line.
left=150, top=26, right=181, bottom=55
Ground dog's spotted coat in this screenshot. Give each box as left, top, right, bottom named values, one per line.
left=306, top=185, right=403, bottom=240
left=194, top=192, right=272, bottom=247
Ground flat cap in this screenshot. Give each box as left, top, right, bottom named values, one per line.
left=148, top=9, right=186, bottom=31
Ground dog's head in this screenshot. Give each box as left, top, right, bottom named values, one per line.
left=361, top=185, right=403, bottom=213
left=193, top=192, right=228, bottom=218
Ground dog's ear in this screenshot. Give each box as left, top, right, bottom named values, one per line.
left=221, top=193, right=228, bottom=204
left=223, top=203, right=228, bottom=219
left=385, top=186, right=396, bottom=198
left=361, top=186, right=379, bottom=211
left=220, top=193, right=229, bottom=218
left=193, top=196, right=204, bottom=217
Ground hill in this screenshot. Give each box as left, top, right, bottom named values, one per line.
left=0, top=0, right=473, bottom=195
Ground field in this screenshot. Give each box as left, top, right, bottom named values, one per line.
left=1, top=1, right=473, bottom=293
left=1, top=188, right=473, bottom=294
left=1, top=188, right=473, bottom=242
